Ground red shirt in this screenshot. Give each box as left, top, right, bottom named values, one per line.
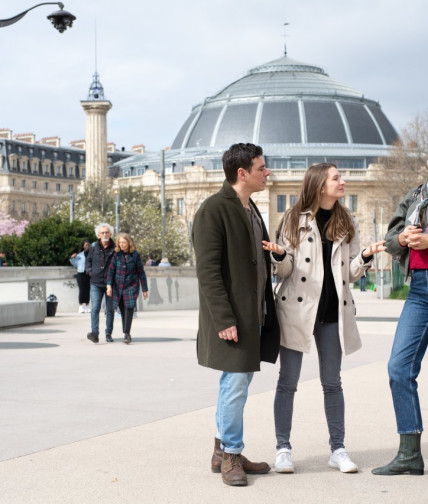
left=410, top=248, right=428, bottom=270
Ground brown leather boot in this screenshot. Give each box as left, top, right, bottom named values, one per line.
left=221, top=452, right=247, bottom=486
left=212, top=437, right=271, bottom=474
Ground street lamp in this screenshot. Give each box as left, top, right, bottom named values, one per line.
left=0, top=3, right=76, bottom=33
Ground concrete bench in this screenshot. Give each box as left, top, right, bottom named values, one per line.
left=0, top=301, right=45, bottom=329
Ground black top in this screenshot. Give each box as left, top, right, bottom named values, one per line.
left=315, top=208, right=339, bottom=323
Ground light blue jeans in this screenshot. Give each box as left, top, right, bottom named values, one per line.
left=90, top=284, right=114, bottom=336
left=388, top=269, right=428, bottom=433
left=216, top=371, right=254, bottom=454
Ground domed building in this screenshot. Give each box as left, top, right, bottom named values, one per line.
left=113, top=48, right=398, bottom=243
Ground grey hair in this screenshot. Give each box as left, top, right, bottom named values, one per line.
left=95, top=222, right=114, bottom=237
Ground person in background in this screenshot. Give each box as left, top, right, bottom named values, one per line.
left=263, top=163, right=385, bottom=474
left=192, top=143, right=280, bottom=487
left=70, top=240, right=91, bottom=313
left=106, top=233, right=148, bottom=344
left=372, top=168, right=428, bottom=476
left=145, top=254, right=157, bottom=266
left=0, top=251, right=6, bottom=267
left=359, top=272, right=367, bottom=291
left=85, top=223, right=115, bottom=343
left=158, top=257, right=171, bottom=267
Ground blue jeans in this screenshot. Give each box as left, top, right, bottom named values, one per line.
left=90, top=284, right=114, bottom=336
left=274, top=321, right=345, bottom=451
left=388, top=269, right=428, bottom=434
left=215, top=371, right=254, bottom=454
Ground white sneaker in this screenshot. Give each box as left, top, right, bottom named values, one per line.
left=85, top=305, right=91, bottom=313
left=78, top=305, right=85, bottom=313
left=275, top=448, right=294, bottom=473
left=328, top=448, right=358, bottom=473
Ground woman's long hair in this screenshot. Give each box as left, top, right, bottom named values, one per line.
left=115, top=233, right=136, bottom=253
left=277, top=163, right=355, bottom=248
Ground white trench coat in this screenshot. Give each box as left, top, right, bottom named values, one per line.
left=272, top=211, right=372, bottom=356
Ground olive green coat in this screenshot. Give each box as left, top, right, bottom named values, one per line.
left=192, top=180, right=280, bottom=372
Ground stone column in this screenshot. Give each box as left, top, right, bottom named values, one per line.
left=80, top=100, right=112, bottom=182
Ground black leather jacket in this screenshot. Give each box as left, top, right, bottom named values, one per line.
left=85, top=239, right=115, bottom=287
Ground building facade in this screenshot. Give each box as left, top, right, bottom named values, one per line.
left=112, top=49, right=399, bottom=244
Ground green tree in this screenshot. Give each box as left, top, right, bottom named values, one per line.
left=1, top=216, right=96, bottom=266
left=55, top=183, right=189, bottom=265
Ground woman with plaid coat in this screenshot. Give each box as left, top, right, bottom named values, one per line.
left=106, top=233, right=148, bottom=344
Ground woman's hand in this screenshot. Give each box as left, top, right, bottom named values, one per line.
left=362, top=240, right=387, bottom=257
left=262, top=240, right=285, bottom=255
left=143, top=291, right=148, bottom=300
left=398, top=225, right=423, bottom=247
left=399, top=225, right=428, bottom=250
left=106, top=285, right=112, bottom=297
left=70, top=253, right=77, bottom=258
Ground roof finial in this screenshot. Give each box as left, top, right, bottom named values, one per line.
left=283, top=22, right=290, bottom=56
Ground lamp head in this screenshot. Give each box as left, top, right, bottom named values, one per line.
left=47, top=8, right=76, bottom=33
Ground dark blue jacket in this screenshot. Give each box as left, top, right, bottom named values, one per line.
left=85, top=239, right=115, bottom=287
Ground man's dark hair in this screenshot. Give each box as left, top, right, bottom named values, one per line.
left=222, top=143, right=263, bottom=183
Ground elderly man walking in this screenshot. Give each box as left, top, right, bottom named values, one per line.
left=86, top=222, right=115, bottom=343
left=192, top=143, right=280, bottom=486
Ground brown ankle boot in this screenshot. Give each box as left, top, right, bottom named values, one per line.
left=221, top=452, right=247, bottom=486
left=212, top=437, right=271, bottom=474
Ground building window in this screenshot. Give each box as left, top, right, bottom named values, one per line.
left=12, top=178, right=15, bottom=187
left=290, top=159, right=306, bottom=169
left=44, top=164, right=50, bottom=175
left=68, top=166, right=74, bottom=177
left=21, top=179, right=26, bottom=188
left=21, top=160, right=27, bottom=172
left=12, top=159, right=16, bottom=169
left=32, top=203, right=38, bottom=214
left=289, top=195, right=299, bottom=207
left=212, top=160, right=222, bottom=170
left=12, top=201, right=16, bottom=212
left=44, top=182, right=49, bottom=190
left=33, top=162, right=38, bottom=173
left=33, top=181, right=37, bottom=189
left=68, top=184, right=74, bottom=193
left=349, top=195, right=358, bottom=212
left=56, top=183, right=61, bottom=192
left=21, top=202, right=27, bottom=214
left=272, top=159, right=288, bottom=169
left=177, top=198, right=185, bottom=216
left=277, top=195, right=286, bottom=213
left=55, top=166, right=62, bottom=177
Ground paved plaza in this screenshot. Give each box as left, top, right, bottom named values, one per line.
left=0, top=290, right=427, bottom=503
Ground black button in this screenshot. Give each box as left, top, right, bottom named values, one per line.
left=343, top=280, right=345, bottom=286
left=308, top=237, right=313, bottom=242
left=344, top=300, right=347, bottom=306
left=301, top=277, right=306, bottom=282
left=252, top=259, right=257, bottom=265
left=281, top=296, right=286, bottom=301
left=352, top=299, right=355, bottom=304
left=298, top=297, right=303, bottom=302
left=341, top=261, right=344, bottom=266
left=305, top=258, right=310, bottom=263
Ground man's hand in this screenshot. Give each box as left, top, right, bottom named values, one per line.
left=218, top=325, right=238, bottom=343
left=398, top=225, right=423, bottom=247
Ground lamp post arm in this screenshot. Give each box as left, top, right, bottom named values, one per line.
left=0, top=2, right=64, bottom=28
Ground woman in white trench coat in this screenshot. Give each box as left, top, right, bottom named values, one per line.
left=263, top=163, right=385, bottom=474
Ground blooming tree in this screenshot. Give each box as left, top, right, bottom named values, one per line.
left=0, top=211, right=28, bottom=237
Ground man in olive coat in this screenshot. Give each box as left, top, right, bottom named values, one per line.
left=192, top=143, right=280, bottom=486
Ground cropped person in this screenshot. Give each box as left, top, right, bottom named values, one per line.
left=106, top=233, right=148, bottom=344
left=192, top=143, right=280, bottom=487
left=263, top=163, right=385, bottom=474
left=86, top=223, right=115, bottom=343
left=372, top=169, right=428, bottom=476
left=70, top=240, right=91, bottom=313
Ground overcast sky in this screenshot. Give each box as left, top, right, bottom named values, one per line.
left=0, top=0, right=427, bottom=152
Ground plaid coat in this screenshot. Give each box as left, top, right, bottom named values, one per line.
left=107, top=250, right=148, bottom=309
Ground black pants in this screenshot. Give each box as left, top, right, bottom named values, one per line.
left=118, top=297, right=134, bottom=334
left=76, top=272, right=90, bottom=304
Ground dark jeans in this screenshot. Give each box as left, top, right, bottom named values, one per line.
left=274, top=321, right=345, bottom=451
left=118, top=297, right=134, bottom=334
left=76, top=272, right=90, bottom=304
